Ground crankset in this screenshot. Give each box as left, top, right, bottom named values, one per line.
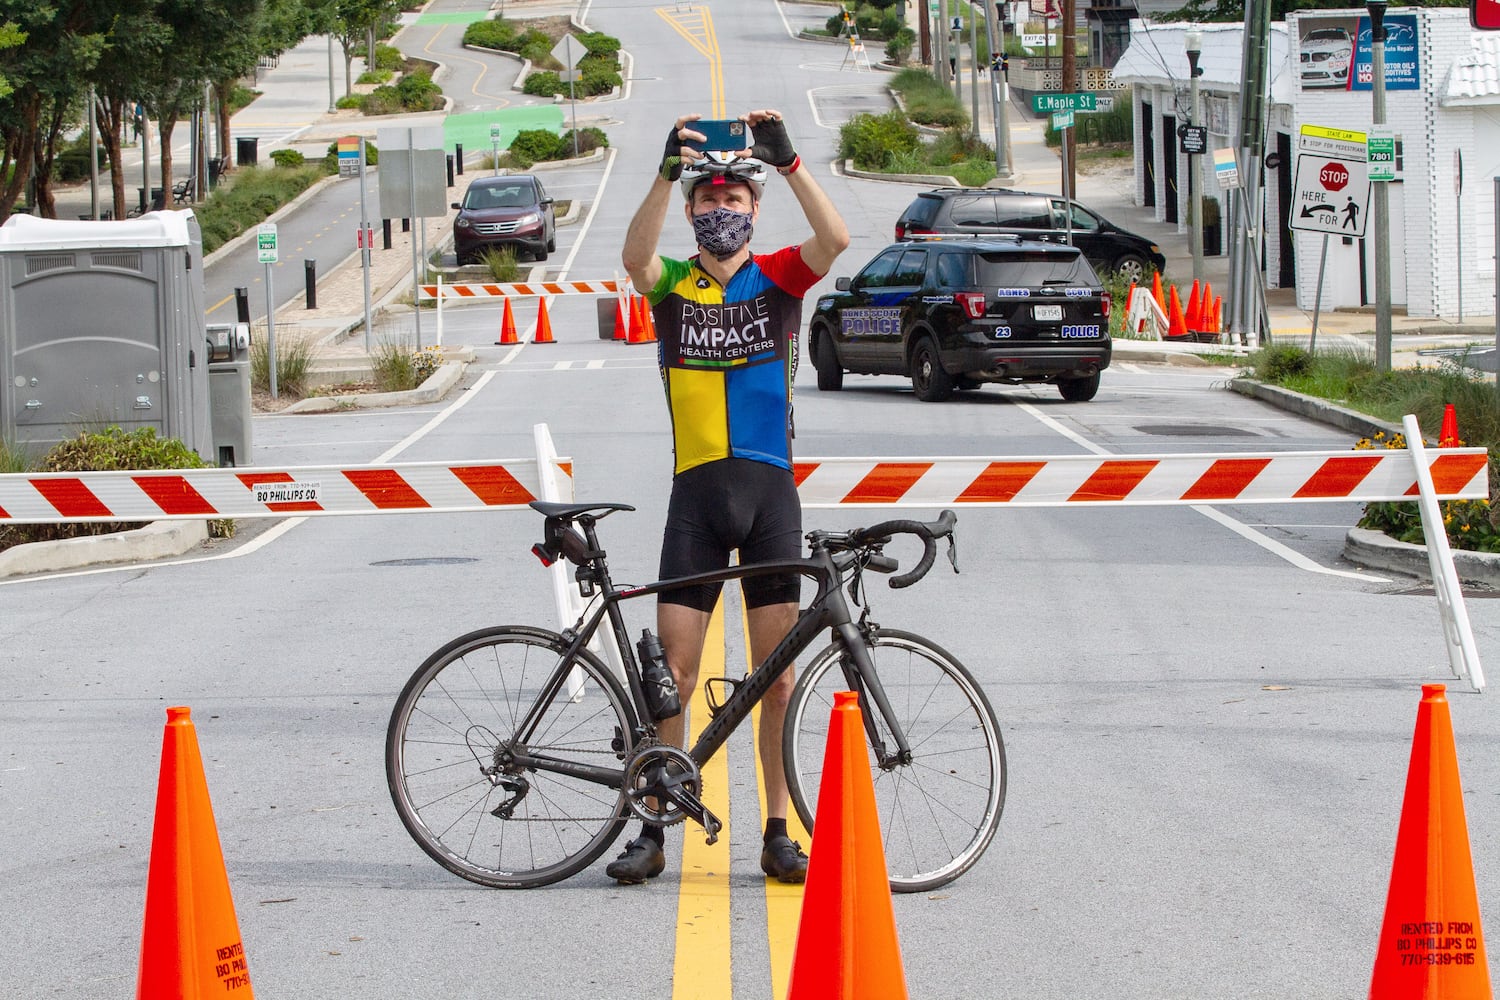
left=621, top=744, right=722, bottom=844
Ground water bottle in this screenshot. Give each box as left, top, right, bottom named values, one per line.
left=637, top=629, right=681, bottom=721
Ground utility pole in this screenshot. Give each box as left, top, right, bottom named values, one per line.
left=1368, top=0, right=1392, bottom=372
left=1185, top=29, right=1204, bottom=285
left=1231, top=0, right=1272, bottom=346
left=982, top=0, right=1013, bottom=181
left=919, top=0, right=932, bottom=65
left=1060, top=0, right=1077, bottom=201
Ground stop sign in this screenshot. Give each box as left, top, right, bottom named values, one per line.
left=1320, top=161, right=1349, bottom=191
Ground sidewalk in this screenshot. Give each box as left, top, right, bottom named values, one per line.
left=936, top=24, right=1496, bottom=359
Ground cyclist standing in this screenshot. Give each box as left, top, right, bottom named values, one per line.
left=615, top=110, right=849, bottom=885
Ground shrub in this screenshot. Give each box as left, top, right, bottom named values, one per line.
left=561, top=126, right=609, bottom=155
left=522, top=70, right=561, bottom=97
left=269, top=148, right=305, bottom=168
left=890, top=68, right=969, bottom=129
left=54, top=142, right=106, bottom=183
left=508, top=128, right=566, bottom=167
left=838, top=110, right=920, bottom=169
left=885, top=26, right=915, bottom=64
left=250, top=331, right=317, bottom=396
left=396, top=71, right=442, bottom=111
left=360, top=85, right=404, bottom=115
left=335, top=94, right=363, bottom=110
left=194, top=163, right=330, bottom=255
left=0, top=428, right=233, bottom=553
left=373, top=43, right=405, bottom=72
left=477, top=246, right=522, bottom=281
left=464, top=19, right=520, bottom=50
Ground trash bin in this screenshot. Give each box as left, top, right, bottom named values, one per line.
left=236, top=137, right=258, bottom=167
left=208, top=157, right=225, bottom=187
left=206, top=322, right=253, bottom=467
left=137, top=187, right=165, bottom=213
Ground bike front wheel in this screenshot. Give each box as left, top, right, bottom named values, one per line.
left=783, top=628, right=1006, bottom=893
left=386, top=625, right=636, bottom=888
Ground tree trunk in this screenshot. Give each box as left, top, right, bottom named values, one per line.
left=0, top=94, right=41, bottom=226
left=157, top=118, right=176, bottom=208
left=95, top=93, right=128, bottom=219
left=214, top=80, right=234, bottom=175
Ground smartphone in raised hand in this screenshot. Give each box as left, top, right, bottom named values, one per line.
left=684, top=119, right=751, bottom=153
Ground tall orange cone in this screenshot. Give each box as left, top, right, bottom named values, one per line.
left=1440, top=404, right=1461, bottom=447
left=496, top=297, right=518, bottom=345
left=1123, top=280, right=1137, bottom=316
left=137, top=707, right=253, bottom=999
left=1151, top=270, right=1166, bottom=310
left=643, top=297, right=657, bottom=342
left=612, top=297, right=628, bottom=341
left=1167, top=284, right=1189, bottom=338
left=533, top=297, right=555, bottom=344
left=786, top=691, right=908, bottom=1000
left=1185, top=279, right=1202, bottom=331
left=1370, top=685, right=1490, bottom=998
left=1212, top=296, right=1223, bottom=334
left=627, top=295, right=646, bottom=344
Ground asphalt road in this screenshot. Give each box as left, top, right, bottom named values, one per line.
left=4, top=2, right=1499, bottom=999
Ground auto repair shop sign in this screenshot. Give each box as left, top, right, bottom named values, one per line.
left=1290, top=124, right=1370, bottom=238
left=1296, top=12, right=1420, bottom=92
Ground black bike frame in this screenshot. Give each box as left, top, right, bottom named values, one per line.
left=504, top=523, right=914, bottom=795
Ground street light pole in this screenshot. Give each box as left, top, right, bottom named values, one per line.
left=1368, top=0, right=1392, bottom=372
left=1185, top=28, right=1204, bottom=285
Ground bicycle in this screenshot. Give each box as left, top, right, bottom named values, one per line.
left=385, top=500, right=1006, bottom=891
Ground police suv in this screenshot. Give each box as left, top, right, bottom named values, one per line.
left=806, top=237, right=1112, bottom=402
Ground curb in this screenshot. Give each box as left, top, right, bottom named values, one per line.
left=0, top=520, right=206, bottom=578
left=1227, top=378, right=1404, bottom=442
left=280, top=359, right=467, bottom=413
left=1344, top=527, right=1500, bottom=588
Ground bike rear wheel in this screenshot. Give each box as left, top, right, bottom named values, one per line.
left=386, top=625, right=636, bottom=888
left=783, top=628, right=1006, bottom=892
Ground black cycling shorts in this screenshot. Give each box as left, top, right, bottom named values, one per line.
left=658, top=458, right=803, bottom=612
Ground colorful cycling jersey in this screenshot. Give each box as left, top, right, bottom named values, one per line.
left=648, top=247, right=819, bottom=475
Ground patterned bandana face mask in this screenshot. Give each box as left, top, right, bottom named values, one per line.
left=691, top=206, right=755, bottom=261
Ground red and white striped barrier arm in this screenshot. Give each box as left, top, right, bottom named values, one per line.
left=792, top=449, right=1489, bottom=508
left=0, top=459, right=575, bottom=524
left=418, top=279, right=620, bottom=300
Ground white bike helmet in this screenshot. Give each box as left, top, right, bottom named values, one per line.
left=680, top=151, right=768, bottom=202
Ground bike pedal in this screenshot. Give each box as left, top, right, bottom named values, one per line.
left=701, top=808, right=723, bottom=846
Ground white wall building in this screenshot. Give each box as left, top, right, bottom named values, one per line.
left=1113, top=10, right=1499, bottom=321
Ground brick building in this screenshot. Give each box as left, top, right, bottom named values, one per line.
left=1112, top=9, right=1499, bottom=320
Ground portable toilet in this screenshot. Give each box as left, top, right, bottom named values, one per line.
left=0, top=210, right=212, bottom=459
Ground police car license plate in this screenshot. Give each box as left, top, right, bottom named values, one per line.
left=1033, top=305, right=1063, bottom=321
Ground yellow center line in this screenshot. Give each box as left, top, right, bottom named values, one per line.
left=672, top=601, right=733, bottom=997
left=656, top=5, right=726, bottom=118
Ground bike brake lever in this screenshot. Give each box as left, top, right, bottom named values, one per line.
left=945, top=535, right=959, bottom=574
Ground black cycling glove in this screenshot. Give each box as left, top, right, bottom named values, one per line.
left=749, top=116, right=797, bottom=171
left=660, top=125, right=686, bottom=182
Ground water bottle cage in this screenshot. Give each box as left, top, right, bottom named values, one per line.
left=702, top=676, right=741, bottom=717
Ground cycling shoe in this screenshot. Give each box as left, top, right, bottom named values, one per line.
left=760, top=835, right=808, bottom=884
left=605, top=836, right=666, bottom=885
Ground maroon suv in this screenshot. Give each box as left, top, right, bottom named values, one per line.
left=451, top=175, right=556, bottom=264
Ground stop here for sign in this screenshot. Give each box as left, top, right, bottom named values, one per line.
left=1291, top=153, right=1370, bottom=237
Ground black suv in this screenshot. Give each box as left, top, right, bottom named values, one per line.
left=807, top=237, right=1111, bottom=402
left=894, top=188, right=1165, bottom=282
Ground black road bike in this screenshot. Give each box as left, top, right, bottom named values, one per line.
left=385, top=501, right=1005, bottom=891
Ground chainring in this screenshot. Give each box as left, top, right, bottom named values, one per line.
left=622, top=744, right=701, bottom=826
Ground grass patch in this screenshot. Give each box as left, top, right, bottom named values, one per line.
left=1242, top=345, right=1500, bottom=552
left=251, top=330, right=318, bottom=396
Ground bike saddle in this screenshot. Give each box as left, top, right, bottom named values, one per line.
left=528, top=500, right=635, bottom=519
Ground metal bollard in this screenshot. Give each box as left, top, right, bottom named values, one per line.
left=455, top=144, right=464, bottom=175
left=382, top=218, right=392, bottom=250
left=234, top=287, right=250, bottom=324
left=304, top=259, right=316, bottom=310
left=446, top=154, right=454, bottom=188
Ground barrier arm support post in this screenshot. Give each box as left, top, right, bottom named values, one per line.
left=532, top=423, right=624, bottom=688
left=1402, top=414, right=1485, bottom=691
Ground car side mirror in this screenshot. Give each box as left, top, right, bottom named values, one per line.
left=451, top=202, right=460, bottom=210
left=541, top=196, right=554, bottom=205
left=835, top=276, right=852, bottom=291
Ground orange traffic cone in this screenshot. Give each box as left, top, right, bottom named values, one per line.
left=1202, top=282, right=1215, bottom=323
left=1185, top=279, right=1202, bottom=331
left=137, top=707, right=254, bottom=999
left=497, top=297, right=518, bottom=345
left=786, top=691, right=908, bottom=1000
left=1151, top=270, right=1166, bottom=311
left=1123, top=280, right=1137, bottom=316
left=643, top=298, right=657, bottom=342
left=1440, top=404, right=1461, bottom=447
left=1167, top=284, right=1188, bottom=338
left=1211, top=296, right=1222, bottom=334
left=1370, top=685, right=1491, bottom=998
left=533, top=297, right=555, bottom=344
left=627, top=295, right=646, bottom=344
left=612, top=297, right=628, bottom=341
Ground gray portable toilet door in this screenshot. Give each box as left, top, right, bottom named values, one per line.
left=9, top=249, right=171, bottom=451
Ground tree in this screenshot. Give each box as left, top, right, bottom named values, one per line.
left=334, top=0, right=395, bottom=96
